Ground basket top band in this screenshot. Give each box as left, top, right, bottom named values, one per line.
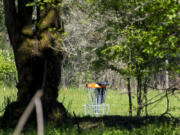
left=86, top=83, right=106, bottom=88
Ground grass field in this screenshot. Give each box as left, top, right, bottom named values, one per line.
left=0, top=85, right=17, bottom=116
left=1, top=86, right=180, bottom=134
left=58, top=88, right=180, bottom=117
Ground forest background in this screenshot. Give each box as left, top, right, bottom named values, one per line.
left=0, top=0, right=179, bottom=90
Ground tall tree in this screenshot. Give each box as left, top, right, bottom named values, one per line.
left=92, top=0, right=180, bottom=116
left=3, top=0, right=67, bottom=124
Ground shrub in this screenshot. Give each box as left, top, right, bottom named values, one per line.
left=0, top=49, right=17, bottom=86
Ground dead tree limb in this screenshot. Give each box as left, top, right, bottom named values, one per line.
left=13, top=90, right=43, bottom=135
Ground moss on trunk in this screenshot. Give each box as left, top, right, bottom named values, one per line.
left=3, top=0, right=67, bottom=126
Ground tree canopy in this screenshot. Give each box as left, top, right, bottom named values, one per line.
left=88, top=0, right=180, bottom=116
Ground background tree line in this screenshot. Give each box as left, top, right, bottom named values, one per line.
left=0, top=0, right=179, bottom=90
left=60, top=0, right=180, bottom=91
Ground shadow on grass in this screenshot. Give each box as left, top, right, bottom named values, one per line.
left=0, top=114, right=180, bottom=131
left=75, top=115, right=180, bottom=130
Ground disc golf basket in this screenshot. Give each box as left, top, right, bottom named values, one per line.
left=84, top=82, right=109, bottom=116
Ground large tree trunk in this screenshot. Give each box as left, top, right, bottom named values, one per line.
left=3, top=0, right=67, bottom=125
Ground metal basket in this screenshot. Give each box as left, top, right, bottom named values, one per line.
left=84, top=82, right=109, bottom=116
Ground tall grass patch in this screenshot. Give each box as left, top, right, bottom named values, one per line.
left=0, top=85, right=17, bottom=116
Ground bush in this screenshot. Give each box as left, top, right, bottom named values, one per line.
left=0, top=49, right=17, bottom=86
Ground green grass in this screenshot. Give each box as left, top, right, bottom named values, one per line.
left=1, top=120, right=180, bottom=135
left=58, top=88, right=88, bottom=116
left=58, top=88, right=180, bottom=117
left=1, top=86, right=180, bottom=134
left=0, top=85, right=17, bottom=116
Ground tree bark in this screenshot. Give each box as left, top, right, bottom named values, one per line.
left=127, top=77, right=132, bottom=116
left=137, top=75, right=142, bottom=117
left=143, top=77, right=148, bottom=117
left=165, top=59, right=169, bottom=89
left=3, top=0, right=67, bottom=125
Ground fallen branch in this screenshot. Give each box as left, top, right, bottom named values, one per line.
left=13, top=90, right=43, bottom=135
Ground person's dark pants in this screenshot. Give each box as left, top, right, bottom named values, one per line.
left=96, top=88, right=106, bottom=104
